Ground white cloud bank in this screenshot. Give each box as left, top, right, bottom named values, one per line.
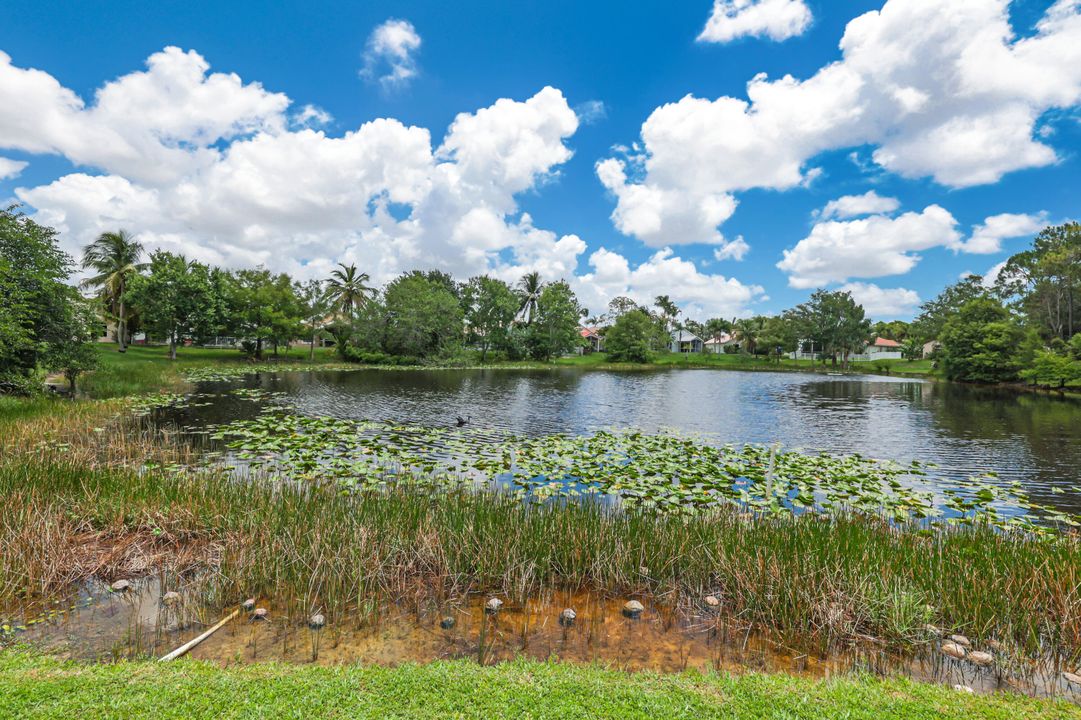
left=777, top=201, right=1046, bottom=289
left=360, top=19, right=422, bottom=90
left=837, top=282, right=920, bottom=319
left=0, top=156, right=27, bottom=180
left=818, top=191, right=899, bottom=220
left=0, top=46, right=764, bottom=320
left=698, top=0, right=813, bottom=43
left=603, top=0, right=1081, bottom=247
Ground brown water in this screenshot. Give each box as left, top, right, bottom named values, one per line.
left=5, top=577, right=1077, bottom=701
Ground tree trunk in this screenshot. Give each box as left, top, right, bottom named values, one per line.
left=169, top=332, right=177, bottom=361
left=118, top=294, right=127, bottom=353
left=256, top=338, right=263, bottom=360
left=310, top=330, right=316, bottom=360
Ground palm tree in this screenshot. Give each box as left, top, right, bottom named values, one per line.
left=654, top=295, right=680, bottom=331
left=732, top=317, right=762, bottom=356
left=325, top=263, right=374, bottom=321
left=516, top=271, right=543, bottom=324
left=81, top=230, right=145, bottom=352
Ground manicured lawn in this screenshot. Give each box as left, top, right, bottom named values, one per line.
left=1, top=650, right=1075, bottom=720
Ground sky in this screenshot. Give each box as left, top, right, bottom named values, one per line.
left=1, top=0, right=1080, bottom=322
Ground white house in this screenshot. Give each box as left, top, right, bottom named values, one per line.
left=669, top=329, right=703, bottom=353
left=578, top=326, right=604, bottom=354
left=703, top=332, right=739, bottom=354
left=849, top=336, right=903, bottom=361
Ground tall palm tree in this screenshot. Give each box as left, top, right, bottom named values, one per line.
left=516, top=271, right=543, bottom=324
left=81, top=230, right=145, bottom=352
left=732, top=317, right=762, bottom=356
left=325, top=263, right=374, bottom=321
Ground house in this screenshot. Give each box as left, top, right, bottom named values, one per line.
left=669, top=329, right=703, bottom=353
left=703, top=332, right=739, bottom=354
left=578, top=326, right=604, bottom=354
left=922, top=340, right=941, bottom=358
left=849, top=336, right=903, bottom=361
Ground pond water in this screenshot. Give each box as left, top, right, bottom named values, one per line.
left=162, top=367, right=1081, bottom=514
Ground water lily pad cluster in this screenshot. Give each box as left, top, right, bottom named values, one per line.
left=201, top=411, right=1077, bottom=532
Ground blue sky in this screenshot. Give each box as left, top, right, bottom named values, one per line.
left=1, top=0, right=1079, bottom=320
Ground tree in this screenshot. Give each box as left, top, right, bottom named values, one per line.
left=911, top=275, right=989, bottom=343
left=758, top=316, right=798, bottom=363
left=42, top=290, right=100, bottom=394
left=383, top=273, right=464, bottom=358
left=81, top=229, right=145, bottom=352
left=703, top=317, right=733, bottom=338
left=604, top=309, right=654, bottom=363
left=296, top=279, right=330, bottom=360
left=732, top=317, right=765, bottom=355
left=788, top=290, right=871, bottom=369
left=325, top=263, right=374, bottom=321
left=226, top=268, right=302, bottom=359
left=654, top=295, right=680, bottom=332
left=872, top=320, right=910, bottom=341
left=462, top=276, right=518, bottom=361
left=606, top=296, right=638, bottom=322
left=126, top=252, right=214, bottom=360
left=527, top=281, right=585, bottom=360
left=0, top=206, right=77, bottom=393
left=516, top=271, right=543, bottom=324
left=996, top=222, right=1081, bottom=342
left=940, top=297, right=1023, bottom=383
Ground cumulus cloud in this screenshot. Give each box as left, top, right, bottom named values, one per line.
left=698, top=0, right=812, bottom=43
left=574, top=100, right=607, bottom=125
left=713, top=235, right=750, bottom=261
left=818, top=190, right=900, bottom=220
left=837, top=282, right=920, bottom=319
left=603, top=0, right=1081, bottom=245
left=360, top=19, right=422, bottom=90
left=778, top=205, right=961, bottom=288
left=576, top=247, right=764, bottom=320
left=949, top=211, right=1047, bottom=254
left=0, top=156, right=27, bottom=180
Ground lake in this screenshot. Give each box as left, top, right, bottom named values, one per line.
left=161, top=366, right=1081, bottom=514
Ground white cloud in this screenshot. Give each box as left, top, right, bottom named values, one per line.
left=713, top=235, right=750, bottom=261
left=0, top=156, right=27, bottom=180
left=604, top=0, right=1081, bottom=245
left=292, top=104, right=332, bottom=129
left=778, top=205, right=961, bottom=288
left=837, top=282, right=921, bottom=319
left=361, top=19, right=422, bottom=90
left=576, top=247, right=764, bottom=320
left=949, top=211, right=1047, bottom=254
left=574, top=100, right=607, bottom=125
left=698, top=0, right=812, bottom=43
left=818, top=190, right=900, bottom=220
left=981, top=260, right=1008, bottom=288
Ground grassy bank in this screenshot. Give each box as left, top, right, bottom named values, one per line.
left=2, top=650, right=1075, bottom=720
left=551, top=351, right=940, bottom=376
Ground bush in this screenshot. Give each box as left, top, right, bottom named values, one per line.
left=604, top=309, right=653, bottom=363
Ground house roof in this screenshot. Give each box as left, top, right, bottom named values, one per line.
left=671, top=329, right=702, bottom=342
left=579, top=327, right=600, bottom=338
left=873, top=336, right=901, bottom=347
left=704, top=332, right=734, bottom=345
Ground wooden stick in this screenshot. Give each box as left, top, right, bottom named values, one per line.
left=159, top=609, right=240, bottom=662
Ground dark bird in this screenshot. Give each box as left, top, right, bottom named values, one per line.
left=456, top=415, right=470, bottom=427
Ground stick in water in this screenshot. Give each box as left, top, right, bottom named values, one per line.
left=159, top=608, right=240, bottom=662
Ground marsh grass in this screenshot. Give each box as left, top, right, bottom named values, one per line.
left=2, top=450, right=1080, bottom=662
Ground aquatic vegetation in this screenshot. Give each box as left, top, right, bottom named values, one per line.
left=205, top=411, right=1078, bottom=532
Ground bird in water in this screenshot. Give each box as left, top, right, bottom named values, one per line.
left=456, top=415, right=470, bottom=427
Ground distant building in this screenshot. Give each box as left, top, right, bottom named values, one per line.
left=703, top=332, right=739, bottom=354
left=669, top=329, right=703, bottom=353
left=922, top=340, right=941, bottom=358
left=849, top=336, right=903, bottom=361
left=578, top=326, right=604, bottom=354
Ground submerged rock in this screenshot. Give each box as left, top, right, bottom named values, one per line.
left=252, top=607, right=268, bottom=620
left=308, top=614, right=326, bottom=630
left=241, top=598, right=256, bottom=611
left=559, top=608, right=576, bottom=627
left=161, top=591, right=181, bottom=607
left=440, top=616, right=456, bottom=630
left=109, top=580, right=131, bottom=593
left=968, top=651, right=994, bottom=667
left=703, top=595, right=720, bottom=609
left=622, top=600, right=645, bottom=618
left=485, top=597, right=504, bottom=613
left=941, top=641, right=966, bottom=659
left=948, top=634, right=971, bottom=648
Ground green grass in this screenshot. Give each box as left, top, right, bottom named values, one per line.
left=2, top=649, right=1076, bottom=720
left=551, top=351, right=941, bottom=376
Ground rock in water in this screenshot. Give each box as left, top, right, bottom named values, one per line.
left=623, top=600, right=645, bottom=618
left=948, top=634, right=971, bottom=648
left=440, top=616, right=456, bottom=630
left=110, top=580, right=131, bottom=593
left=308, top=614, right=326, bottom=630
left=968, top=651, right=994, bottom=667
left=703, top=595, right=720, bottom=609
left=941, top=641, right=966, bottom=659
left=252, top=607, right=268, bottom=620
left=161, top=591, right=180, bottom=607
left=485, top=597, right=503, bottom=613
left=242, top=598, right=256, bottom=611
left=559, top=608, right=576, bottom=626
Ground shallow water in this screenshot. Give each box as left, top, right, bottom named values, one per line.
left=160, top=367, right=1081, bottom=514
left=6, top=579, right=1077, bottom=700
